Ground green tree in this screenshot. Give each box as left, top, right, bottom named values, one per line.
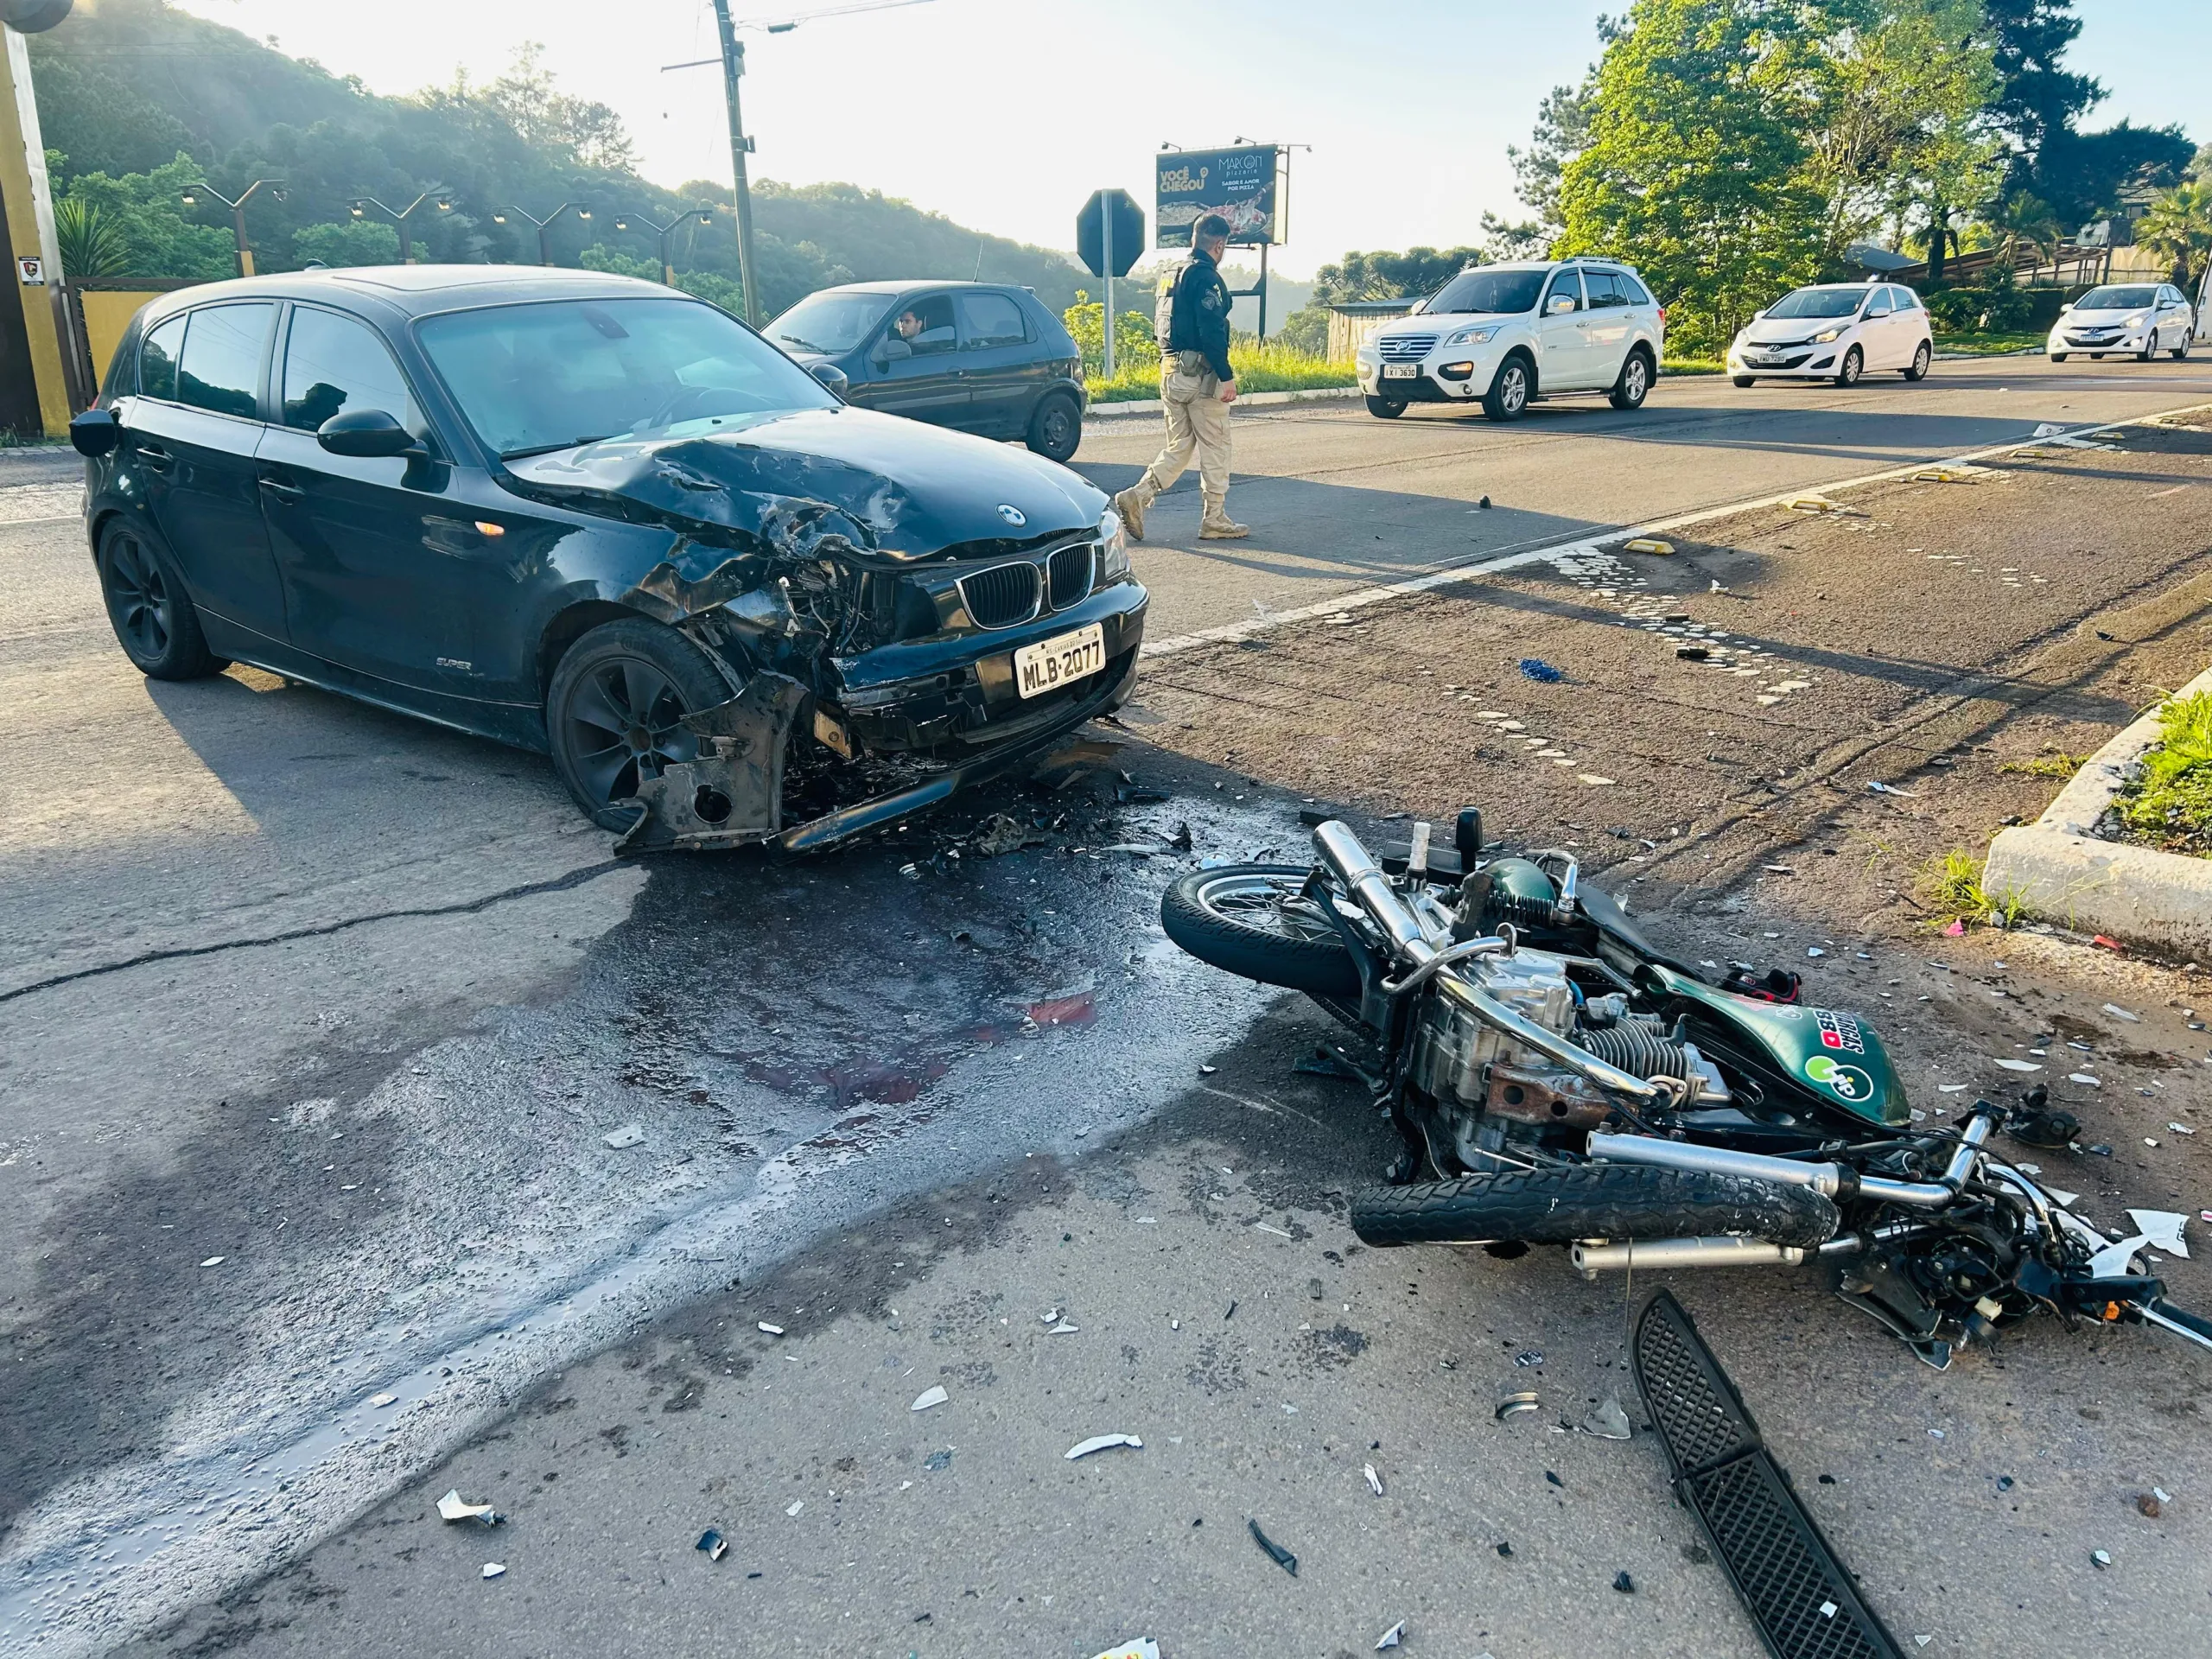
left=1985, top=188, right=2060, bottom=272
left=2135, top=182, right=2212, bottom=290
left=54, top=194, right=128, bottom=278
left=1062, top=290, right=1157, bottom=378
left=60, top=153, right=236, bottom=280
left=1312, top=247, right=1485, bottom=304
left=1274, top=304, right=1331, bottom=359
left=1555, top=0, right=1827, bottom=356
left=292, top=219, right=400, bottom=268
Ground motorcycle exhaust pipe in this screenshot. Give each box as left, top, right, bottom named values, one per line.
left=1588, top=1113, right=1998, bottom=1211
left=1573, top=1236, right=1808, bottom=1274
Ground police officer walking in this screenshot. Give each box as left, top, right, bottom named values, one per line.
left=1112, top=212, right=1247, bottom=542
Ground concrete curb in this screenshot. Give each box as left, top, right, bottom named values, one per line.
left=1985, top=662, right=2212, bottom=957
left=1084, top=385, right=1358, bottom=422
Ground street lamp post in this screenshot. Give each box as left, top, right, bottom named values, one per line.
left=350, top=188, right=453, bottom=264
left=495, top=203, right=576, bottom=267
left=612, top=207, right=715, bottom=287
left=180, top=178, right=285, bottom=277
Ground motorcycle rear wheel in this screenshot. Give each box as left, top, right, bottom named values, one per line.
left=1160, top=864, right=1362, bottom=999
left=1350, top=1164, right=1840, bottom=1249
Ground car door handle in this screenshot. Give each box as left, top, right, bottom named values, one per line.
left=135, top=442, right=174, bottom=473
left=258, top=476, right=303, bottom=503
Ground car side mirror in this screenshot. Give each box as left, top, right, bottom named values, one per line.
left=808, top=361, right=849, bottom=397
left=1548, top=295, right=1578, bottom=315
left=2059, top=302, right=2073, bottom=314
left=318, top=408, right=421, bottom=459
left=69, top=406, right=120, bottom=457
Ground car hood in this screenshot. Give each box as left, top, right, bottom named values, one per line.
left=1739, top=315, right=1858, bottom=344
left=501, top=404, right=1103, bottom=564
left=2061, top=308, right=2141, bottom=323
left=1373, top=312, right=1517, bottom=338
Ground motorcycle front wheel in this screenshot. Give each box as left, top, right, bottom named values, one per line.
left=1351, top=1164, right=1840, bottom=1249
left=1160, top=864, right=1363, bottom=999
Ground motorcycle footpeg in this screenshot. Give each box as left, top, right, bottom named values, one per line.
left=1634, top=1290, right=1907, bottom=1659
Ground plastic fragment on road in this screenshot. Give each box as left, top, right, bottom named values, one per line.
left=1623, top=537, right=1673, bottom=555
left=1252, top=1222, right=1294, bottom=1239
left=1376, top=1619, right=1408, bottom=1649
left=199, top=1256, right=225, bottom=1268
left=1248, top=1517, right=1298, bottom=1576
left=1994, top=1058, right=2042, bottom=1072
left=1866, top=779, right=1921, bottom=798
left=2091, top=1548, right=2112, bottom=1569
left=481, top=1562, right=505, bottom=1580
left=1614, top=1570, right=1636, bottom=1593
left=758, top=1321, right=785, bottom=1336
left=1518, top=658, right=1564, bottom=683
left=910, top=1385, right=949, bottom=1412
left=785, top=1499, right=804, bottom=1516
left=2102, top=1003, right=2142, bottom=1022
left=368, top=1392, right=397, bottom=1408
left=1514, top=1349, right=1543, bottom=1366
left=2171, top=1122, right=2196, bottom=1136
left=1938, top=1084, right=1968, bottom=1093
left=1495, top=1390, right=1541, bottom=1422
left=1675, top=645, right=1710, bottom=661
left=1364, top=1462, right=1384, bottom=1497
left=1912, top=467, right=1977, bottom=484
left=1584, top=1397, right=1632, bottom=1440
left=1578, top=775, right=1617, bottom=786
left=602, top=1123, right=645, bottom=1148
left=2127, top=1210, right=2190, bottom=1258
left=696, top=1528, right=728, bottom=1561
left=1087, top=1642, right=1160, bottom=1659
left=1049, top=1320, right=1080, bottom=1334
left=924, top=1450, right=952, bottom=1471
left=437, top=1490, right=502, bottom=1526
left=1066, top=1433, right=1143, bottom=1461
left=2032, top=423, right=2067, bottom=438
left=2069, top=1073, right=2101, bottom=1086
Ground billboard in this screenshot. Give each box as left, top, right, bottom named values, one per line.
left=1154, top=144, right=1279, bottom=248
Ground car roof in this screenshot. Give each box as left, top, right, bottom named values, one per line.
left=137, top=264, right=685, bottom=326
left=805, top=280, right=1024, bottom=298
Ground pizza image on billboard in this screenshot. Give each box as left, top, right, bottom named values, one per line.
left=1154, top=144, right=1279, bottom=246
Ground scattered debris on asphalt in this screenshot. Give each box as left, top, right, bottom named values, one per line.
left=1518, top=658, right=1564, bottom=683
left=2102, top=1003, right=2142, bottom=1022
left=1623, top=537, right=1673, bottom=555
left=368, top=1392, right=397, bottom=1408
left=198, top=1256, right=224, bottom=1268
left=1364, top=1462, right=1385, bottom=1497
left=1495, top=1390, right=1541, bottom=1422
left=1065, top=1433, right=1143, bottom=1461
left=1087, top=1641, right=1160, bottom=1659
left=2138, top=1492, right=2163, bottom=1518
left=1866, top=779, right=1921, bottom=798
left=924, top=1450, right=952, bottom=1471
left=480, top=1562, right=505, bottom=1580
left=2091, top=1548, right=2113, bottom=1569
left=757, top=1321, right=785, bottom=1336
left=436, top=1490, right=502, bottom=1526
left=1248, top=1517, right=1298, bottom=1576
left=696, top=1528, right=728, bottom=1561
left=910, top=1385, right=949, bottom=1412
left=1675, top=645, right=1710, bottom=661
left=1514, top=1349, right=1543, bottom=1367
left=602, top=1123, right=645, bottom=1149
left=1613, top=1570, right=1636, bottom=1593
left=785, top=1499, right=804, bottom=1517
left=1376, top=1618, right=1408, bottom=1649
left=1583, top=1397, right=1632, bottom=1440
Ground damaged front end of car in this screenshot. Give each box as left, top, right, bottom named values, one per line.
left=505, top=419, right=1147, bottom=852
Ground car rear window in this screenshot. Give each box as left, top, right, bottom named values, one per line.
left=1584, top=270, right=1629, bottom=308
left=418, top=296, right=837, bottom=460
left=957, top=291, right=1029, bottom=348
left=1618, top=271, right=1653, bottom=306
left=176, top=302, right=274, bottom=419
left=1427, top=267, right=1547, bottom=315
left=139, top=314, right=185, bottom=401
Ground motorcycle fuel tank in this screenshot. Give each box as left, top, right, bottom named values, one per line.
left=1641, top=965, right=1910, bottom=1128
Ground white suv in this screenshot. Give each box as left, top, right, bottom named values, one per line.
left=1355, top=259, right=1665, bottom=422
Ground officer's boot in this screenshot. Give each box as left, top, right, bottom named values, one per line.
left=1111, top=482, right=1150, bottom=543
left=1198, top=493, right=1248, bottom=540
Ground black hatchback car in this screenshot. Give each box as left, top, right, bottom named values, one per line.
left=765, top=281, right=1087, bottom=462
left=70, top=266, right=1146, bottom=850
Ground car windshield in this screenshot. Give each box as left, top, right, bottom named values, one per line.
left=767, top=290, right=895, bottom=355
left=1425, top=268, right=1547, bottom=315
left=2075, top=286, right=2156, bottom=311
left=416, top=297, right=835, bottom=459
left=1765, top=288, right=1866, bottom=319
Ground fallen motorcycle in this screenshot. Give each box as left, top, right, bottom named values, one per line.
left=1162, top=811, right=2212, bottom=1369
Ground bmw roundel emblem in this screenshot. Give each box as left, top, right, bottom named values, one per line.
left=997, top=504, right=1027, bottom=527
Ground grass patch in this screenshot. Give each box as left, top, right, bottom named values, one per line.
left=1087, top=341, right=1356, bottom=404
left=1999, top=749, right=2094, bottom=779
left=2113, top=690, right=2212, bottom=855
left=1914, top=847, right=2026, bottom=930
left=1661, top=356, right=1725, bottom=376
left=1931, top=331, right=2047, bottom=356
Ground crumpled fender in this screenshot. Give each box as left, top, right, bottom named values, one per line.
left=613, top=671, right=810, bottom=853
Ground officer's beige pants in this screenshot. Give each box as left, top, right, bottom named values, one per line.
left=1127, top=350, right=1230, bottom=513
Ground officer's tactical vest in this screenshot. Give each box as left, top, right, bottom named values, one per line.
left=1154, top=261, right=1192, bottom=353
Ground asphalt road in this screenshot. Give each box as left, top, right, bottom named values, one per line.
left=1076, top=353, right=2212, bottom=643
left=3, top=363, right=2209, bottom=1656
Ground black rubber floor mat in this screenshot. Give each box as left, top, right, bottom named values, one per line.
left=1633, top=1291, right=1904, bottom=1659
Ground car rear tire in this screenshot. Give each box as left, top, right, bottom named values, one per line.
left=1607, top=348, right=1653, bottom=410
left=1834, top=346, right=1863, bottom=388
left=1481, top=353, right=1532, bottom=422
left=1365, top=394, right=1407, bottom=419
left=1025, top=391, right=1081, bottom=462
left=1904, top=340, right=1931, bottom=381
left=546, top=617, right=734, bottom=830
left=1160, top=864, right=1361, bottom=999
left=96, top=521, right=226, bottom=680
left=1732, top=375, right=1756, bottom=387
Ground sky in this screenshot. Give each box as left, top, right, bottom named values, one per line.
left=169, top=0, right=2210, bottom=280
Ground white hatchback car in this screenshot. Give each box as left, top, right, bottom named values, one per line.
left=1728, top=283, right=1933, bottom=387
left=1355, top=259, right=1665, bottom=422
left=2048, top=283, right=2196, bottom=361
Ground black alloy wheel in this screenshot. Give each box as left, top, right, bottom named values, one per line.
left=1834, top=346, right=1863, bottom=388
left=96, top=521, right=224, bottom=679
left=1026, top=391, right=1081, bottom=462
left=546, top=617, right=729, bottom=827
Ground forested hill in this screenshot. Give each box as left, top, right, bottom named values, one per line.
left=28, top=0, right=1085, bottom=315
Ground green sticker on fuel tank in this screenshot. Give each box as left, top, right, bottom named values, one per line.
left=1805, top=1053, right=1875, bottom=1103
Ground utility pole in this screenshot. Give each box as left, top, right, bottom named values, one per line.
left=708, top=0, right=762, bottom=325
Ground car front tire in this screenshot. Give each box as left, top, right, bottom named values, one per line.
left=1834, top=346, right=1863, bottom=388
left=2138, top=335, right=2158, bottom=362
left=1904, top=340, right=1931, bottom=381
left=97, top=520, right=226, bottom=680
left=546, top=617, right=734, bottom=830
left=1481, top=353, right=1532, bottom=422
left=1025, top=391, right=1081, bottom=462
left=1732, top=374, right=1756, bottom=387
left=2050, top=352, right=2068, bottom=362
left=2173, top=335, right=2191, bottom=361
left=1364, top=394, right=1407, bottom=419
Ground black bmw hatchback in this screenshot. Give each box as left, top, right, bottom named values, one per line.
left=70, top=267, right=1146, bottom=850
left=765, top=281, right=1087, bottom=462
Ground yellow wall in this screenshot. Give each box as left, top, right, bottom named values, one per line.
left=79, top=290, right=162, bottom=390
